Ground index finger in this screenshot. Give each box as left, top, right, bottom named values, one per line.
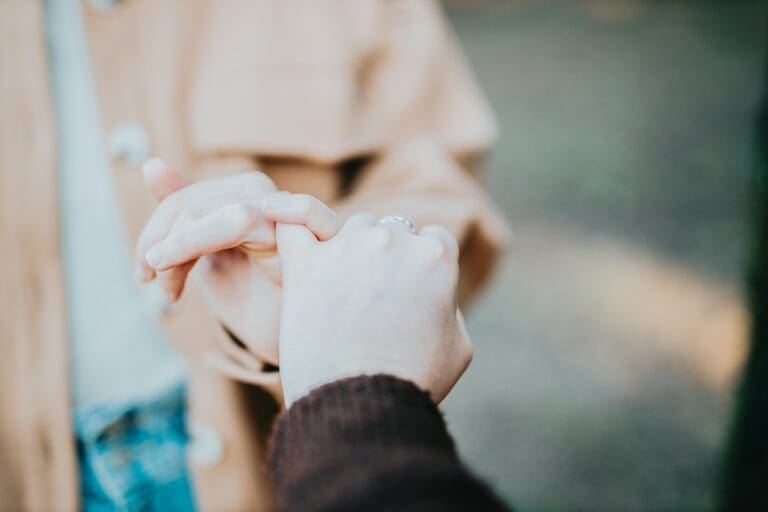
left=262, top=193, right=341, bottom=241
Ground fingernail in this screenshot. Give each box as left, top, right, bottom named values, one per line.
left=145, top=246, right=164, bottom=268
left=142, top=157, right=167, bottom=177
left=135, top=263, right=153, bottom=282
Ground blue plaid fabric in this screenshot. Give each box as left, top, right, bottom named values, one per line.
left=73, top=386, right=197, bottom=512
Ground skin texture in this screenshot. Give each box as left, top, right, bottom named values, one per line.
left=276, top=214, right=474, bottom=407
left=136, top=158, right=342, bottom=364
left=136, top=158, right=473, bottom=400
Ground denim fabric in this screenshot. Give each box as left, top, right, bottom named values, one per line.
left=74, top=386, right=197, bottom=512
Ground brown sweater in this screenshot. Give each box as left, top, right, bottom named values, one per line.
left=269, top=375, right=511, bottom=511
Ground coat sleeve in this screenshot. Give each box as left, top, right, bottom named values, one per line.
left=269, top=375, right=513, bottom=512
left=182, top=0, right=509, bottom=383
left=334, top=138, right=510, bottom=304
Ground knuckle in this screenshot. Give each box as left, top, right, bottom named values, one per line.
left=230, top=203, right=260, bottom=232
left=423, top=226, right=459, bottom=259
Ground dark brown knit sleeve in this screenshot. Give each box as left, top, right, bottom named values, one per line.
left=268, top=374, right=511, bottom=512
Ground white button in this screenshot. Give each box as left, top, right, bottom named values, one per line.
left=189, top=422, right=224, bottom=467
left=108, top=122, right=151, bottom=166
left=89, top=0, right=121, bottom=12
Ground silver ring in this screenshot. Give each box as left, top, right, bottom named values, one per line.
left=379, top=215, right=417, bottom=234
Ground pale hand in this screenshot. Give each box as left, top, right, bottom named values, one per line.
left=276, top=214, right=473, bottom=406
left=135, top=158, right=341, bottom=364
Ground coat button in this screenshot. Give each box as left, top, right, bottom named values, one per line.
left=108, top=122, right=151, bottom=166
left=88, top=0, right=121, bottom=12
left=189, top=422, right=224, bottom=467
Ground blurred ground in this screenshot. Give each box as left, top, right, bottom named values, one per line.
left=440, top=1, right=768, bottom=510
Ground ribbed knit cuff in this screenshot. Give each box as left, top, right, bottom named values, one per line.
left=269, top=375, right=457, bottom=499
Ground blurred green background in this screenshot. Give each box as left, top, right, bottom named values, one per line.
left=440, top=1, right=768, bottom=510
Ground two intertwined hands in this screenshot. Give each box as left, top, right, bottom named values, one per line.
left=135, top=159, right=472, bottom=405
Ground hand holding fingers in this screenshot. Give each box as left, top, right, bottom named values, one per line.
left=277, top=214, right=471, bottom=406
left=144, top=203, right=274, bottom=271
left=135, top=168, right=277, bottom=286
left=132, top=161, right=287, bottom=360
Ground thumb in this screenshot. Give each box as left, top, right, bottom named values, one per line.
left=142, top=157, right=189, bottom=200
left=276, top=224, right=316, bottom=270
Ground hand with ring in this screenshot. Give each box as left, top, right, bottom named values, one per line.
left=276, top=213, right=473, bottom=406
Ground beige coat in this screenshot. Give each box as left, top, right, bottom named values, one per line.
left=0, top=0, right=508, bottom=510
